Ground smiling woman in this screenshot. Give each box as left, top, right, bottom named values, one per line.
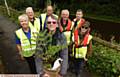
left=15, top=14, right=37, bottom=74
left=18, top=14, right=29, bottom=29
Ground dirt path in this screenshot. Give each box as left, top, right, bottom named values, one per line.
left=0, top=15, right=30, bottom=73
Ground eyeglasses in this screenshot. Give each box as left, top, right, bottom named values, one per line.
left=81, top=26, right=88, bottom=29
left=47, top=21, right=57, bottom=24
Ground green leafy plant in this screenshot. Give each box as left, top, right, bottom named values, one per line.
left=87, top=42, right=120, bottom=77
left=36, top=30, right=67, bottom=68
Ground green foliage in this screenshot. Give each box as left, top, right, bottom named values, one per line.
left=36, top=30, right=67, bottom=68
left=88, top=42, right=120, bottom=77
left=46, top=0, right=52, bottom=6
left=1, top=0, right=40, bottom=11
left=0, top=6, right=23, bottom=23
left=71, top=1, right=120, bottom=19
left=1, top=0, right=120, bottom=21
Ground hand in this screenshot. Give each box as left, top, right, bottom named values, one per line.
left=19, top=54, right=25, bottom=61
left=84, top=57, right=88, bottom=61
left=20, top=56, right=25, bottom=61
left=42, top=73, right=50, bottom=77
left=57, top=74, right=63, bottom=77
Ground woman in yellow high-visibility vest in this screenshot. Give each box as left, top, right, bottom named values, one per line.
left=15, top=14, right=37, bottom=74
left=72, top=21, right=92, bottom=77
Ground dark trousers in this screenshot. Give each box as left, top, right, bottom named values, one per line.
left=24, top=56, right=37, bottom=74
left=74, top=58, right=85, bottom=76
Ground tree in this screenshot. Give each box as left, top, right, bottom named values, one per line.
left=36, top=30, right=67, bottom=69
left=4, top=0, right=10, bottom=16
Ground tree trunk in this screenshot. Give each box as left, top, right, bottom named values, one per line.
left=4, top=0, right=10, bottom=16
left=93, top=36, right=120, bottom=51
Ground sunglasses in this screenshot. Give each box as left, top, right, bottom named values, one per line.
left=81, top=26, right=88, bottom=29
left=47, top=21, right=57, bottom=24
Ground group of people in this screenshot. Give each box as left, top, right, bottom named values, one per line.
left=15, top=5, right=93, bottom=77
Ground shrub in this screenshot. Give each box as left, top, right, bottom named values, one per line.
left=88, top=42, right=120, bottom=77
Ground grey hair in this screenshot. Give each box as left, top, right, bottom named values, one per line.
left=18, top=14, right=29, bottom=22
left=26, top=7, right=33, bottom=13
left=61, top=9, right=69, bottom=16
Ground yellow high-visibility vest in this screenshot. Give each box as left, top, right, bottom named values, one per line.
left=40, top=13, right=46, bottom=30
left=72, top=35, right=92, bottom=58
left=63, top=31, right=72, bottom=45
left=15, top=28, right=37, bottom=57
left=60, top=19, right=72, bottom=45
left=29, top=17, right=40, bottom=32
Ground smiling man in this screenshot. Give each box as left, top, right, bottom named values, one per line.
left=35, top=16, right=68, bottom=77
left=26, top=7, right=40, bottom=32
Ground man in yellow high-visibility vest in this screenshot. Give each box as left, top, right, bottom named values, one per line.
left=26, top=7, right=40, bottom=32
left=39, top=5, right=58, bottom=31
left=59, top=9, right=72, bottom=45
left=35, top=16, right=68, bottom=77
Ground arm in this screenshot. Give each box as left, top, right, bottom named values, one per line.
left=15, top=33, right=21, bottom=53
left=16, top=44, right=22, bottom=54
left=35, top=45, right=45, bottom=75
left=87, top=40, right=92, bottom=58
left=15, top=33, right=24, bottom=60
left=59, top=33, right=68, bottom=76
left=16, top=44, right=25, bottom=60
left=59, top=47, right=68, bottom=76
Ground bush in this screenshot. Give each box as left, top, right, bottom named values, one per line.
left=0, top=6, right=23, bottom=23
left=88, top=42, right=120, bottom=77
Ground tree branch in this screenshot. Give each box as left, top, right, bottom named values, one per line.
left=93, top=36, right=120, bottom=51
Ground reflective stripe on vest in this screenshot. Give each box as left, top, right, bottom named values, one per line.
left=16, top=28, right=37, bottom=57
left=77, top=18, right=85, bottom=29
left=63, top=31, right=72, bottom=45
left=60, top=19, right=72, bottom=32
left=29, top=18, right=40, bottom=32
left=40, top=13, right=47, bottom=30
left=59, top=19, right=72, bottom=45
left=72, top=35, right=92, bottom=58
